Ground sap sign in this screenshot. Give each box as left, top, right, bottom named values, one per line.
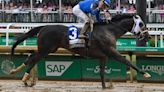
left=45, top=61, right=73, bottom=76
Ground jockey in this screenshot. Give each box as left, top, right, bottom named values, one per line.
left=73, top=0, right=111, bottom=38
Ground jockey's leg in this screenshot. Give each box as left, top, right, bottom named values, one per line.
left=73, top=4, right=90, bottom=38
left=89, top=18, right=94, bottom=33
left=80, top=22, right=90, bottom=38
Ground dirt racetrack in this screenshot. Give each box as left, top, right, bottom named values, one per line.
left=0, top=80, right=164, bottom=92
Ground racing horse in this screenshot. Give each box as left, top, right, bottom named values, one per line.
left=10, top=14, right=151, bottom=88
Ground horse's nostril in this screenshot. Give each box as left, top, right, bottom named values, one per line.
left=137, top=32, right=141, bottom=36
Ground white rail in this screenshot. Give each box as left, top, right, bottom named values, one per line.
left=0, top=23, right=163, bottom=47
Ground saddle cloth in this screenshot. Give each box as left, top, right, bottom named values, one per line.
left=68, top=26, right=87, bottom=48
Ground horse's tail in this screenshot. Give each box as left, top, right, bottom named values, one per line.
left=11, top=26, right=45, bottom=55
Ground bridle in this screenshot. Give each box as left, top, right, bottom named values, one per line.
left=131, top=15, right=148, bottom=35
left=109, top=15, right=148, bottom=40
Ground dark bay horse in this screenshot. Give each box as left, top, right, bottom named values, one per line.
left=10, top=14, right=151, bottom=88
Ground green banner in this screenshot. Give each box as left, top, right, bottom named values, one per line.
left=0, top=37, right=17, bottom=45
left=0, top=55, right=27, bottom=78
left=37, top=56, right=82, bottom=79
left=136, top=57, right=164, bottom=82
left=117, top=38, right=136, bottom=47
left=0, top=37, right=37, bottom=45
left=0, top=37, right=136, bottom=47
left=26, top=37, right=37, bottom=46
left=81, top=57, right=127, bottom=80
left=37, top=55, right=127, bottom=80
left=117, top=47, right=164, bottom=52
left=0, top=37, right=159, bottom=47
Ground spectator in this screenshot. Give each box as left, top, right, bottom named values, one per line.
left=11, top=5, right=20, bottom=22
left=65, top=5, right=73, bottom=22
left=36, top=4, right=43, bottom=22
left=42, top=5, right=49, bottom=22
left=121, top=5, right=128, bottom=13
left=159, top=4, right=164, bottom=22
left=128, top=5, right=136, bottom=13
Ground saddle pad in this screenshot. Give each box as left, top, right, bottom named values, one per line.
left=68, top=26, right=85, bottom=48
left=68, top=26, right=80, bottom=40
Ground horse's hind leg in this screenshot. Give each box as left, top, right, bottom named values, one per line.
left=21, top=51, right=49, bottom=86
left=9, top=53, right=40, bottom=75
left=9, top=53, right=38, bottom=75
left=10, top=63, right=26, bottom=74
left=22, top=45, right=59, bottom=86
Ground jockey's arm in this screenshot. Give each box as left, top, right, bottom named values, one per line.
left=91, top=1, right=103, bottom=22
left=91, top=1, right=99, bottom=14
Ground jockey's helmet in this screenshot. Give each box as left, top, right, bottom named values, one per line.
left=103, top=0, right=110, bottom=7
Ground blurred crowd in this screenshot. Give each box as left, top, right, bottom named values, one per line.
left=0, top=0, right=163, bottom=23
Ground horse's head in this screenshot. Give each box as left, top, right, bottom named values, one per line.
left=130, top=15, right=150, bottom=41
left=111, top=14, right=150, bottom=41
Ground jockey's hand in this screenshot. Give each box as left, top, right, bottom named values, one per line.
left=104, top=10, right=111, bottom=21
left=98, top=0, right=104, bottom=9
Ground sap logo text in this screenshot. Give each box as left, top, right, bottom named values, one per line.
left=46, top=61, right=73, bottom=76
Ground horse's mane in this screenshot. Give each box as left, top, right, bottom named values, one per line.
left=94, top=14, right=135, bottom=25
left=111, top=14, right=135, bottom=22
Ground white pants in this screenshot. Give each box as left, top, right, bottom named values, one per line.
left=73, top=4, right=90, bottom=23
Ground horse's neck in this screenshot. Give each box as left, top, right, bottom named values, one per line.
left=115, top=19, right=133, bottom=38
left=109, top=22, right=128, bottom=38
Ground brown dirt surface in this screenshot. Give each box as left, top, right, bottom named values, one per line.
left=0, top=80, right=164, bottom=92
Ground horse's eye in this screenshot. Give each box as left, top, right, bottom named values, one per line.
left=139, top=22, right=144, bottom=28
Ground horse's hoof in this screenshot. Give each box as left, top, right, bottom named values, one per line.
left=29, top=83, right=35, bottom=87
left=108, top=84, right=114, bottom=89
left=102, top=86, right=106, bottom=89
left=23, top=82, right=28, bottom=87
left=143, top=72, right=151, bottom=78
left=102, top=84, right=106, bottom=89
left=10, top=69, right=16, bottom=74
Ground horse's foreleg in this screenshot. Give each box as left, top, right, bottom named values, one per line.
left=99, top=57, right=108, bottom=89
left=100, top=61, right=106, bottom=89
left=110, top=47, right=151, bottom=78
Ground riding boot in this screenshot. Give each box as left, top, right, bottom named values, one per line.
left=90, top=19, right=94, bottom=33
left=87, top=20, right=93, bottom=46
left=79, top=22, right=90, bottom=39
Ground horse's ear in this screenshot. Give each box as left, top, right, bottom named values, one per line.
left=134, top=15, right=140, bottom=19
